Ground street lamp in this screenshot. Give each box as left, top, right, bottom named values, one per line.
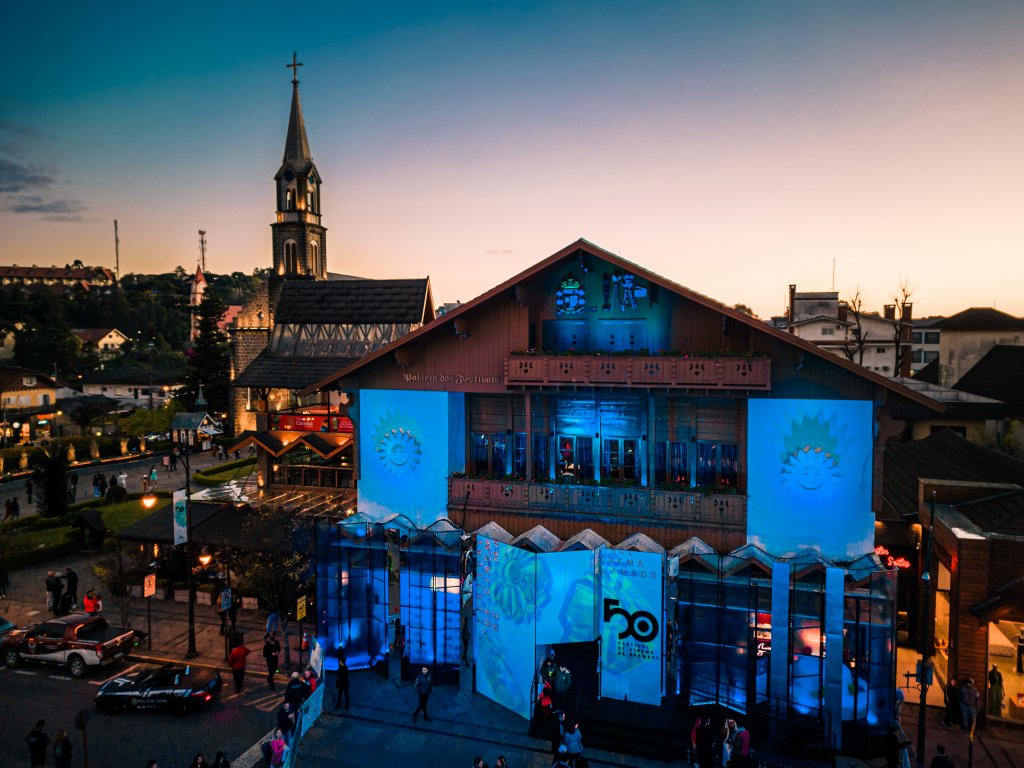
left=175, top=438, right=199, bottom=659
left=915, top=491, right=937, bottom=768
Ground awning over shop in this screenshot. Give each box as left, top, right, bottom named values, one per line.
left=227, top=430, right=352, bottom=459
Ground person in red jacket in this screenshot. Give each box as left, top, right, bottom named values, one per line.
left=227, top=643, right=251, bottom=693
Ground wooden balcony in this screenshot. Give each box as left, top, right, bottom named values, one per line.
left=449, top=477, right=746, bottom=530
left=504, top=356, right=770, bottom=390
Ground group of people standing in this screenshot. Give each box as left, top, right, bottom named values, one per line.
left=25, top=719, right=73, bottom=768
left=942, top=674, right=982, bottom=732
left=44, top=567, right=84, bottom=615
left=690, top=715, right=751, bottom=768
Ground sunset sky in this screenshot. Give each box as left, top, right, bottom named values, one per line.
left=2, top=1, right=1022, bottom=319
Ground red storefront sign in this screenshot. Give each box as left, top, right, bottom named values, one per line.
left=269, top=413, right=353, bottom=433
left=874, top=545, right=913, bottom=571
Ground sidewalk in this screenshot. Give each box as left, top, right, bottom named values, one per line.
left=0, top=446, right=227, bottom=519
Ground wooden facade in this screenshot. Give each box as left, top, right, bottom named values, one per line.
left=302, top=240, right=942, bottom=552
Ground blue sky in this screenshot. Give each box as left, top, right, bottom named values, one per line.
left=2, top=1, right=1022, bottom=318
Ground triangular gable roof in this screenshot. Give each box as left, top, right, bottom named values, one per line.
left=300, top=239, right=942, bottom=411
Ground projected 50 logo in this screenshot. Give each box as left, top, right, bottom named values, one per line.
left=603, top=598, right=659, bottom=642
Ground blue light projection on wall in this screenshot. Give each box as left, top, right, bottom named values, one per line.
left=358, top=390, right=464, bottom=527
left=555, top=274, right=587, bottom=315
left=475, top=538, right=538, bottom=719
left=535, top=550, right=596, bottom=645
left=747, top=399, right=874, bottom=560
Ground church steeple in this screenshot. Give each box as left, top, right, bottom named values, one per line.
left=271, top=52, right=327, bottom=293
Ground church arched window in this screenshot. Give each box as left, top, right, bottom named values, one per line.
left=306, top=182, right=315, bottom=212
left=310, top=241, right=319, bottom=273
left=284, top=240, right=298, bottom=273
left=285, top=188, right=296, bottom=211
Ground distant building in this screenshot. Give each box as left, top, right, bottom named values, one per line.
left=72, top=328, right=129, bottom=358
left=0, top=264, right=116, bottom=290
left=909, top=317, right=943, bottom=374
left=782, top=285, right=912, bottom=377
left=0, top=365, right=60, bottom=444
left=931, top=307, right=1024, bottom=387
left=82, top=369, right=182, bottom=408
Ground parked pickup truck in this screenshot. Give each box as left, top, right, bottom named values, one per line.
left=1, top=613, right=136, bottom=677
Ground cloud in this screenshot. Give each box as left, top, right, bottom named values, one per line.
left=0, top=158, right=54, bottom=193
left=0, top=155, right=87, bottom=222
left=485, top=248, right=515, bottom=255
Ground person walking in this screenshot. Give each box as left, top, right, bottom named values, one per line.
left=228, top=642, right=251, bottom=693
left=11, top=496, right=20, bottom=518
left=170, top=450, right=178, bottom=471
left=930, top=745, right=955, bottom=768
left=562, top=721, right=583, bottom=767
left=149, top=464, right=158, bottom=488
left=26, top=720, right=49, bottom=768
left=53, top=730, right=72, bottom=768
left=262, top=633, right=281, bottom=690
left=960, top=678, right=980, bottom=732
left=334, top=657, right=350, bottom=710
left=942, top=673, right=962, bottom=729
left=550, top=710, right=567, bottom=756
left=117, top=471, right=127, bottom=489
left=212, top=752, right=231, bottom=768
left=412, top=665, right=433, bottom=722
left=83, top=589, right=99, bottom=614
left=64, top=567, right=79, bottom=610
left=92, top=472, right=101, bottom=498
left=3, top=497, right=12, bottom=521
left=189, top=753, right=208, bottom=768
left=45, top=571, right=62, bottom=615
left=98, top=474, right=108, bottom=498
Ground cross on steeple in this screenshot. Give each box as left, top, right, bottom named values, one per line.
left=287, top=52, right=303, bottom=84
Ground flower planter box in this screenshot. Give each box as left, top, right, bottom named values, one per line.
left=506, top=357, right=546, bottom=383
left=547, top=357, right=587, bottom=383
left=173, top=589, right=190, bottom=603
left=242, top=596, right=259, bottom=611
left=196, top=591, right=212, bottom=606
left=679, top=358, right=717, bottom=386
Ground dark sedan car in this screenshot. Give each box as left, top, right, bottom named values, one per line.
left=95, top=664, right=222, bottom=713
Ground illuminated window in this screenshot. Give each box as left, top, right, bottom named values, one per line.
left=655, top=441, right=688, bottom=486
left=284, top=241, right=298, bottom=273
left=602, top=438, right=638, bottom=482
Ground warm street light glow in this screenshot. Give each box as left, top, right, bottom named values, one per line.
left=198, top=547, right=213, bottom=568
left=141, top=493, right=157, bottom=509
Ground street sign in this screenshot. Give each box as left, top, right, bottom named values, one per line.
left=296, top=596, right=306, bottom=622
left=143, top=573, right=157, bottom=598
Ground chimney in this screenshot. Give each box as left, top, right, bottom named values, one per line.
left=787, top=284, right=796, bottom=332
left=884, top=304, right=896, bottom=321
left=838, top=301, right=848, bottom=323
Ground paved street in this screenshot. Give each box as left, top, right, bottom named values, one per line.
left=0, top=660, right=271, bottom=768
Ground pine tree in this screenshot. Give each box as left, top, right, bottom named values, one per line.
left=183, top=293, right=230, bottom=413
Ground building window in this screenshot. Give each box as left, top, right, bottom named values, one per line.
left=513, top=433, right=527, bottom=477
left=470, top=432, right=508, bottom=476
left=876, top=347, right=886, bottom=354
left=654, top=441, right=688, bottom=487
left=924, top=332, right=940, bottom=344
left=284, top=241, right=298, bottom=273
left=923, top=351, right=939, bottom=363
left=696, top=441, right=739, bottom=490
left=532, top=434, right=549, bottom=481
left=285, top=188, right=295, bottom=210
left=601, top=438, right=639, bottom=483
left=910, top=332, right=923, bottom=344
left=41, top=394, right=51, bottom=406
left=821, top=327, right=834, bottom=336
left=911, top=350, right=923, bottom=363
left=558, top=436, right=593, bottom=481
left=471, top=433, right=489, bottom=475
left=310, top=241, right=319, bottom=272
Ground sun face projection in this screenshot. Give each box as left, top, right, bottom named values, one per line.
left=778, top=408, right=846, bottom=494
left=373, top=412, right=423, bottom=476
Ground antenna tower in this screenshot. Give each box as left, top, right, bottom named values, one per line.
left=198, top=230, right=207, bottom=272
left=113, top=220, right=120, bottom=280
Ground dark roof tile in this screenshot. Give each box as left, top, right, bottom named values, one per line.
left=276, top=279, right=429, bottom=324
left=233, top=351, right=357, bottom=389
left=954, top=345, right=1024, bottom=415
left=932, top=307, right=1024, bottom=331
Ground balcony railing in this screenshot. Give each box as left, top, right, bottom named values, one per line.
left=449, top=477, right=746, bottom=529
left=504, top=356, right=770, bottom=389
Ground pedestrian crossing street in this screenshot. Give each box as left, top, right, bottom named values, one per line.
left=221, top=682, right=290, bottom=713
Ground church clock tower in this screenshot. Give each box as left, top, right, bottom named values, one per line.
left=270, top=53, right=327, bottom=309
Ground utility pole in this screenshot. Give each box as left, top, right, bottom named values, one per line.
left=198, top=230, right=207, bottom=273
left=915, top=491, right=937, bottom=768
left=113, top=220, right=120, bottom=281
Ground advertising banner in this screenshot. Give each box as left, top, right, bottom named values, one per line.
left=172, top=489, right=187, bottom=545
left=474, top=537, right=537, bottom=719
left=599, top=548, right=663, bottom=705
left=535, top=550, right=597, bottom=645
left=268, top=413, right=353, bottom=432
